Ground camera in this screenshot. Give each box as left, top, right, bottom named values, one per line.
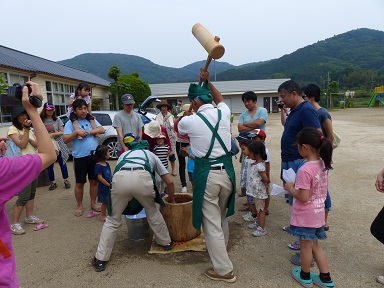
left=276, top=100, right=284, bottom=109
left=6, top=83, right=42, bottom=108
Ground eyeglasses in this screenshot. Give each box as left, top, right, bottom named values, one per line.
left=302, top=95, right=307, bottom=99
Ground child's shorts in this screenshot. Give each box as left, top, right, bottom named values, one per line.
left=246, top=195, right=255, bottom=205
left=254, top=198, right=266, bottom=212
left=288, top=225, right=327, bottom=241
left=188, top=172, right=193, bottom=182
left=169, top=154, right=176, bottom=162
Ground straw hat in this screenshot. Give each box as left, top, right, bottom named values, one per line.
left=177, top=104, right=192, bottom=117
left=144, top=121, right=161, bottom=138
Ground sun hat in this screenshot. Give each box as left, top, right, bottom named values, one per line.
left=121, top=94, right=135, bottom=105
left=144, top=121, right=161, bottom=138
left=156, top=100, right=172, bottom=111
left=155, top=132, right=166, bottom=139
left=177, top=104, right=192, bottom=117
left=43, top=102, right=55, bottom=111
left=11, top=106, right=27, bottom=121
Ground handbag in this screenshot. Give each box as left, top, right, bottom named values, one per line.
left=4, top=139, right=22, bottom=157
left=52, top=138, right=60, bottom=155
left=332, top=129, right=341, bottom=149
left=179, top=145, right=190, bottom=158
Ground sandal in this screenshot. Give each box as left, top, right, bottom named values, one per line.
left=87, top=211, right=101, bottom=218
left=91, top=206, right=101, bottom=212
left=290, top=252, right=315, bottom=267
left=282, top=226, right=290, bottom=232
left=34, top=223, right=49, bottom=231
left=74, top=209, right=84, bottom=217
left=288, top=241, right=301, bottom=250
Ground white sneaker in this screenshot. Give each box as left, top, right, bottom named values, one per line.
left=11, top=223, right=26, bottom=235
left=25, top=215, right=44, bottom=224
left=377, top=275, right=384, bottom=284
left=248, top=221, right=259, bottom=229
left=242, top=212, right=256, bottom=222
left=252, top=227, right=267, bottom=237
left=181, top=186, right=187, bottom=193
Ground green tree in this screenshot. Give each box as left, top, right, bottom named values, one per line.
left=327, top=81, right=339, bottom=109
left=107, top=66, right=121, bottom=110
left=0, top=73, right=7, bottom=93
left=118, top=72, right=151, bottom=108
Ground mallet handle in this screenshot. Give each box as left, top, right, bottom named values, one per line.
left=198, top=55, right=213, bottom=85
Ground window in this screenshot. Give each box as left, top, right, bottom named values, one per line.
left=0, top=72, right=29, bottom=125
left=45, top=81, right=76, bottom=116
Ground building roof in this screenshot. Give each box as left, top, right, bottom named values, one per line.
left=149, top=78, right=290, bottom=97
left=0, top=46, right=110, bottom=87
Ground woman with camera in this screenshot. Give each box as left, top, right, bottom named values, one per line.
left=1, top=82, right=56, bottom=287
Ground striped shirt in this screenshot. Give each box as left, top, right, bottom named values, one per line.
left=153, top=145, right=169, bottom=169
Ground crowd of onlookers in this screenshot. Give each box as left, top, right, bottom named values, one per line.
left=1, top=78, right=384, bottom=286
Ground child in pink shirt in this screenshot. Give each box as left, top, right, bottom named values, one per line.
left=284, top=128, right=335, bottom=288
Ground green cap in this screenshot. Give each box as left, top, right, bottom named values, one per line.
left=188, top=80, right=212, bottom=104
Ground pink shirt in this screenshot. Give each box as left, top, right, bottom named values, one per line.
left=0, top=154, right=42, bottom=288
left=174, top=117, right=189, bottom=143
left=290, top=160, right=327, bottom=228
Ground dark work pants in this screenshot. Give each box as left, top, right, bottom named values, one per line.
left=371, top=206, right=384, bottom=244
left=176, top=141, right=189, bottom=187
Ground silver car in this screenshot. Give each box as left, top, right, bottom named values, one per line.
left=60, top=95, right=160, bottom=159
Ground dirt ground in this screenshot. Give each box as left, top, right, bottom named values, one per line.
left=7, top=108, right=384, bottom=288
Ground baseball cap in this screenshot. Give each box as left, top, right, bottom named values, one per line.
left=123, top=133, right=140, bottom=145
left=236, top=132, right=252, bottom=142
left=249, top=129, right=267, bottom=139
left=43, top=102, right=55, bottom=111
left=121, top=94, right=135, bottom=105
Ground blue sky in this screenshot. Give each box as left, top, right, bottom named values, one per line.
left=2, top=0, right=383, bottom=68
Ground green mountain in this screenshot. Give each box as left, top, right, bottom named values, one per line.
left=59, top=28, right=384, bottom=88
left=216, top=28, right=384, bottom=88
left=58, top=54, right=235, bottom=84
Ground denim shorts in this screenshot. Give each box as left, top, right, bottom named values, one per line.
left=169, top=154, right=176, bottom=162
left=288, top=225, right=327, bottom=241
left=247, top=195, right=255, bottom=205
left=188, top=172, right=193, bottom=182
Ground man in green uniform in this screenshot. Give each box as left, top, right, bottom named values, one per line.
left=178, top=69, right=237, bottom=283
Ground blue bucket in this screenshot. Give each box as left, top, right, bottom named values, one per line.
left=125, top=209, right=150, bottom=241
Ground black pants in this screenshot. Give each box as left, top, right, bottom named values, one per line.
left=176, top=141, right=189, bottom=187
left=371, top=206, right=384, bottom=244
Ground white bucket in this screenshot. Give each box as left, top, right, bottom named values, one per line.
left=125, top=209, right=150, bottom=241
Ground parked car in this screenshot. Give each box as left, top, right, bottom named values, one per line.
left=60, top=95, right=160, bottom=159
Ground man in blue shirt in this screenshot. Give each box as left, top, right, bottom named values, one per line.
left=279, top=80, right=320, bottom=193
left=63, top=99, right=105, bottom=217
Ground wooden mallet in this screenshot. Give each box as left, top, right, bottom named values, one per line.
left=192, top=23, right=225, bottom=85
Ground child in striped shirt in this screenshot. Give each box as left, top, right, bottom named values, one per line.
left=153, top=132, right=170, bottom=196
